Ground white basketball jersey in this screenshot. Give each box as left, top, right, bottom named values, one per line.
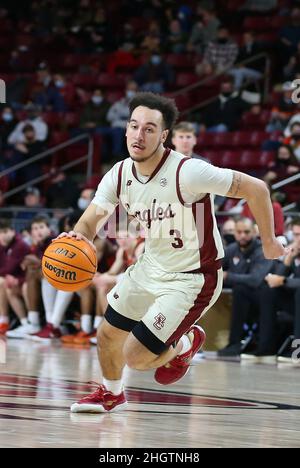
left=116, top=148, right=226, bottom=273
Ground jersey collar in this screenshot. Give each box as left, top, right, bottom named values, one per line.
left=131, top=148, right=171, bottom=184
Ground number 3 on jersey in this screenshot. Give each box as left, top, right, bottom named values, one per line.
left=170, top=229, right=184, bottom=249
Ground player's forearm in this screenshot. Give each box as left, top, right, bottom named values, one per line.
left=73, top=221, right=96, bottom=242
left=245, top=182, right=276, bottom=244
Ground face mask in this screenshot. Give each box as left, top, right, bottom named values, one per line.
left=2, top=113, right=13, bottom=122
left=92, top=96, right=103, bottom=105
left=126, top=90, right=136, bottom=99
left=78, top=198, right=90, bottom=210
left=223, top=234, right=236, bottom=245
left=55, top=80, right=64, bottom=88
left=151, top=55, right=162, bottom=65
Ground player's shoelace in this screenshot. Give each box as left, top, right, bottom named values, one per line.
left=80, top=382, right=107, bottom=401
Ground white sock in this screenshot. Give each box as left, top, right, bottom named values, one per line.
left=81, top=314, right=93, bottom=334
left=28, top=311, right=40, bottom=326
left=94, top=316, right=103, bottom=330
left=41, top=279, right=57, bottom=323
left=0, top=316, right=9, bottom=324
left=178, top=334, right=192, bottom=355
left=103, top=378, right=123, bottom=395
left=21, top=318, right=28, bottom=326
left=51, top=291, right=73, bottom=329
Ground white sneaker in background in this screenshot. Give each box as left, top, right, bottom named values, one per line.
left=90, top=336, right=97, bottom=345
left=6, top=323, right=41, bottom=339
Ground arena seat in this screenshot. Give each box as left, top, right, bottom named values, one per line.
left=175, top=72, right=199, bottom=88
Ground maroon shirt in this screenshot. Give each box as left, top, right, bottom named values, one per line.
left=32, top=235, right=56, bottom=259
left=0, top=235, right=31, bottom=280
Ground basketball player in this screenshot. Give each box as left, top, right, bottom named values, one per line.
left=56, top=93, right=287, bottom=413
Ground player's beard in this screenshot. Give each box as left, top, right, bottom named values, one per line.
left=129, top=139, right=162, bottom=163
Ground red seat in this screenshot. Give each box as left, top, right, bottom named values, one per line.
left=204, top=151, right=223, bottom=166
left=166, top=54, right=197, bottom=70
left=175, top=73, right=198, bottom=88
left=72, top=73, right=98, bottom=89
left=173, top=94, right=192, bottom=111
left=41, top=111, right=63, bottom=128
left=64, top=112, right=80, bottom=128
left=243, top=17, right=271, bottom=31
left=106, top=90, right=124, bottom=103
left=49, top=130, right=70, bottom=147
left=197, top=133, right=217, bottom=148
left=97, top=73, right=127, bottom=89
left=213, top=132, right=234, bottom=148
left=222, top=151, right=243, bottom=170
left=240, top=150, right=275, bottom=170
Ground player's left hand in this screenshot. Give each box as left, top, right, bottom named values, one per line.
left=262, top=238, right=290, bottom=260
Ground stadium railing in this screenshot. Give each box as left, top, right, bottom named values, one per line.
left=0, top=133, right=94, bottom=201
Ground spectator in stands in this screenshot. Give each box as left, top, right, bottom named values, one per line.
left=187, top=8, right=220, bottom=55
left=91, top=232, right=144, bottom=341
left=242, top=184, right=285, bottom=237
left=248, top=218, right=300, bottom=363
left=12, top=124, right=46, bottom=184
left=140, top=21, right=162, bottom=54
left=0, top=219, right=31, bottom=335
left=106, top=80, right=138, bottom=159
left=195, top=26, right=238, bottom=77
left=0, top=106, right=19, bottom=151
left=60, top=211, right=116, bottom=346
left=77, top=188, right=95, bottom=211
left=218, top=217, right=273, bottom=357
left=202, top=76, right=249, bottom=132
left=15, top=187, right=45, bottom=225
left=266, top=81, right=299, bottom=133
left=79, top=89, right=110, bottom=129
left=8, top=102, right=48, bottom=145
left=46, top=169, right=80, bottom=209
left=165, top=19, right=187, bottom=54
left=82, top=5, right=115, bottom=52
left=171, top=121, right=208, bottom=161
left=22, top=216, right=73, bottom=342
left=222, top=218, right=236, bottom=246
left=134, top=53, right=174, bottom=93
left=229, top=31, right=264, bottom=90
left=264, top=145, right=299, bottom=185
left=283, top=41, right=300, bottom=80
left=283, top=122, right=300, bottom=161
left=32, top=72, right=68, bottom=112
left=284, top=112, right=300, bottom=137
left=279, top=7, right=300, bottom=64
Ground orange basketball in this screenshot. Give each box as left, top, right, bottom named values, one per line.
left=42, top=237, right=97, bottom=292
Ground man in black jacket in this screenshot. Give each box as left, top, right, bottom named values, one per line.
left=229, top=31, right=264, bottom=90
left=203, top=76, right=249, bottom=132
left=218, top=217, right=273, bottom=357
left=249, top=218, right=300, bottom=364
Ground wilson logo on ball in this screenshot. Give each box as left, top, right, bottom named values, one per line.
left=44, top=261, right=77, bottom=281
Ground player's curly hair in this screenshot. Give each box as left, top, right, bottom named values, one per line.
left=129, top=92, right=179, bottom=131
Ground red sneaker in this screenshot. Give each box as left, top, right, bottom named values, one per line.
left=70, top=384, right=127, bottom=413
left=29, top=323, right=61, bottom=343
left=0, top=323, right=9, bottom=335
left=154, top=325, right=206, bottom=385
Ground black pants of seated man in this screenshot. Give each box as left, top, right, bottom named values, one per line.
left=256, top=284, right=300, bottom=354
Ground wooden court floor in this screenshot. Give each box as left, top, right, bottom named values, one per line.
left=0, top=339, right=300, bottom=448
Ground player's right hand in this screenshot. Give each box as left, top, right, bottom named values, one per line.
left=53, top=231, right=96, bottom=252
